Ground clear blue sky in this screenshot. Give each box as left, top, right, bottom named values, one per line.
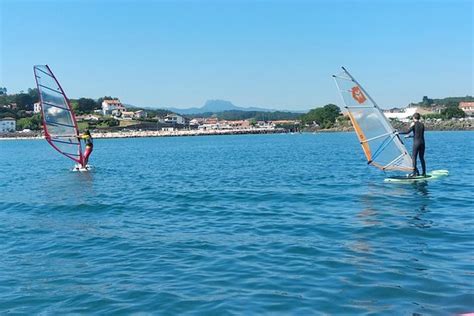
left=1, top=0, right=472, bottom=110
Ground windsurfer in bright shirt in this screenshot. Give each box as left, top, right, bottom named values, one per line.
left=400, top=113, right=426, bottom=177
left=79, top=129, right=93, bottom=167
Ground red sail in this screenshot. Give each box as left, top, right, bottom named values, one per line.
left=34, top=65, right=83, bottom=164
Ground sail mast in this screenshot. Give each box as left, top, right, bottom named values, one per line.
left=34, top=65, right=84, bottom=164
left=339, top=67, right=397, bottom=133
left=333, top=67, right=413, bottom=172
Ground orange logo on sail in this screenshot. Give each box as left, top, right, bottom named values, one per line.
left=351, top=86, right=367, bottom=104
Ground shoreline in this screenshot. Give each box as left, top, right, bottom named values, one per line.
left=1, top=127, right=473, bottom=141
left=0, top=127, right=285, bottom=141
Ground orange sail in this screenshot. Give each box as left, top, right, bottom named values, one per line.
left=333, top=67, right=413, bottom=172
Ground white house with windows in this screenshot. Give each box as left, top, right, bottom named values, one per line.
left=33, top=102, right=42, bottom=113
left=164, top=114, right=185, bottom=125
left=102, top=99, right=126, bottom=115
left=161, top=127, right=176, bottom=132
left=114, top=110, right=148, bottom=120
left=0, top=117, right=16, bottom=132
left=134, top=110, right=147, bottom=119
left=119, top=111, right=135, bottom=120
left=459, top=102, right=474, bottom=116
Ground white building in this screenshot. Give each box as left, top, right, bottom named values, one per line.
left=120, top=111, right=135, bottom=120
left=164, top=114, right=185, bottom=125
left=114, top=110, right=148, bottom=120
left=189, top=118, right=200, bottom=126
left=33, top=102, right=42, bottom=113
left=383, top=106, right=437, bottom=122
left=134, top=110, right=147, bottom=119
left=161, top=127, right=176, bottom=131
left=0, top=117, right=16, bottom=132
left=256, top=121, right=275, bottom=129
left=198, top=123, right=220, bottom=130
left=76, top=114, right=100, bottom=121
left=383, top=107, right=419, bottom=121
left=459, top=102, right=474, bottom=116
left=102, top=99, right=126, bottom=115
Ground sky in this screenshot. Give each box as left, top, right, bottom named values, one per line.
left=0, top=0, right=472, bottom=110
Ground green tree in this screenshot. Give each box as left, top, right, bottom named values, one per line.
left=14, top=93, right=34, bottom=110
left=422, top=96, right=433, bottom=106
left=441, top=106, right=465, bottom=119
left=445, top=100, right=459, bottom=108
left=0, top=108, right=17, bottom=119
left=301, top=104, right=341, bottom=128
left=16, top=114, right=42, bottom=130
left=28, top=88, right=39, bottom=102
left=77, top=98, right=98, bottom=113
left=70, top=100, right=79, bottom=112
left=97, top=117, right=119, bottom=128
left=423, top=113, right=443, bottom=120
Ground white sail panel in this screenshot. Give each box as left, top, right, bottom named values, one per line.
left=34, top=65, right=83, bottom=163
left=333, top=67, right=413, bottom=172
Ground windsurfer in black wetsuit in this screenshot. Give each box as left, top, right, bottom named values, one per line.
left=400, top=113, right=426, bottom=177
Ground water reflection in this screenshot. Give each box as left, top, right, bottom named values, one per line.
left=346, top=184, right=381, bottom=260
left=38, top=169, right=96, bottom=206
left=357, top=184, right=382, bottom=228
left=409, top=181, right=432, bottom=229
left=349, top=180, right=434, bottom=257
left=412, top=180, right=429, bottom=197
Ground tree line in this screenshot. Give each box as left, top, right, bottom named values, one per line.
left=416, top=95, right=473, bottom=107
left=1, top=85, right=470, bottom=132
left=300, top=104, right=341, bottom=128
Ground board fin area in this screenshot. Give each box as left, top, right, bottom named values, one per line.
left=72, top=164, right=91, bottom=172
left=384, top=169, right=448, bottom=183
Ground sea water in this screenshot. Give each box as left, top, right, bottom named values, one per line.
left=0, top=132, right=473, bottom=314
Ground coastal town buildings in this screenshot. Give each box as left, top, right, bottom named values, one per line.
left=0, top=117, right=16, bottom=132
left=134, top=110, right=147, bottom=119
left=195, top=119, right=276, bottom=130
left=102, top=99, right=126, bottom=115
left=76, top=114, right=100, bottom=121
left=3, top=103, right=17, bottom=110
left=198, top=122, right=220, bottom=130
left=383, top=106, right=438, bottom=121
left=257, top=121, right=274, bottom=129
left=156, top=114, right=187, bottom=130
left=115, top=110, right=147, bottom=120
left=189, top=118, right=201, bottom=129
left=228, top=120, right=251, bottom=129
left=163, top=114, right=185, bottom=125
left=459, top=102, right=474, bottom=116
left=120, top=111, right=135, bottom=120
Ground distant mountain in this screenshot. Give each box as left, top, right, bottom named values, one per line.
left=164, top=99, right=286, bottom=115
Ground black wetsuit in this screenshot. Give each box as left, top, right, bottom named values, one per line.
left=402, top=121, right=426, bottom=176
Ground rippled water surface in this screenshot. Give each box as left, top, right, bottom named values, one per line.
left=1, top=132, right=473, bottom=314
